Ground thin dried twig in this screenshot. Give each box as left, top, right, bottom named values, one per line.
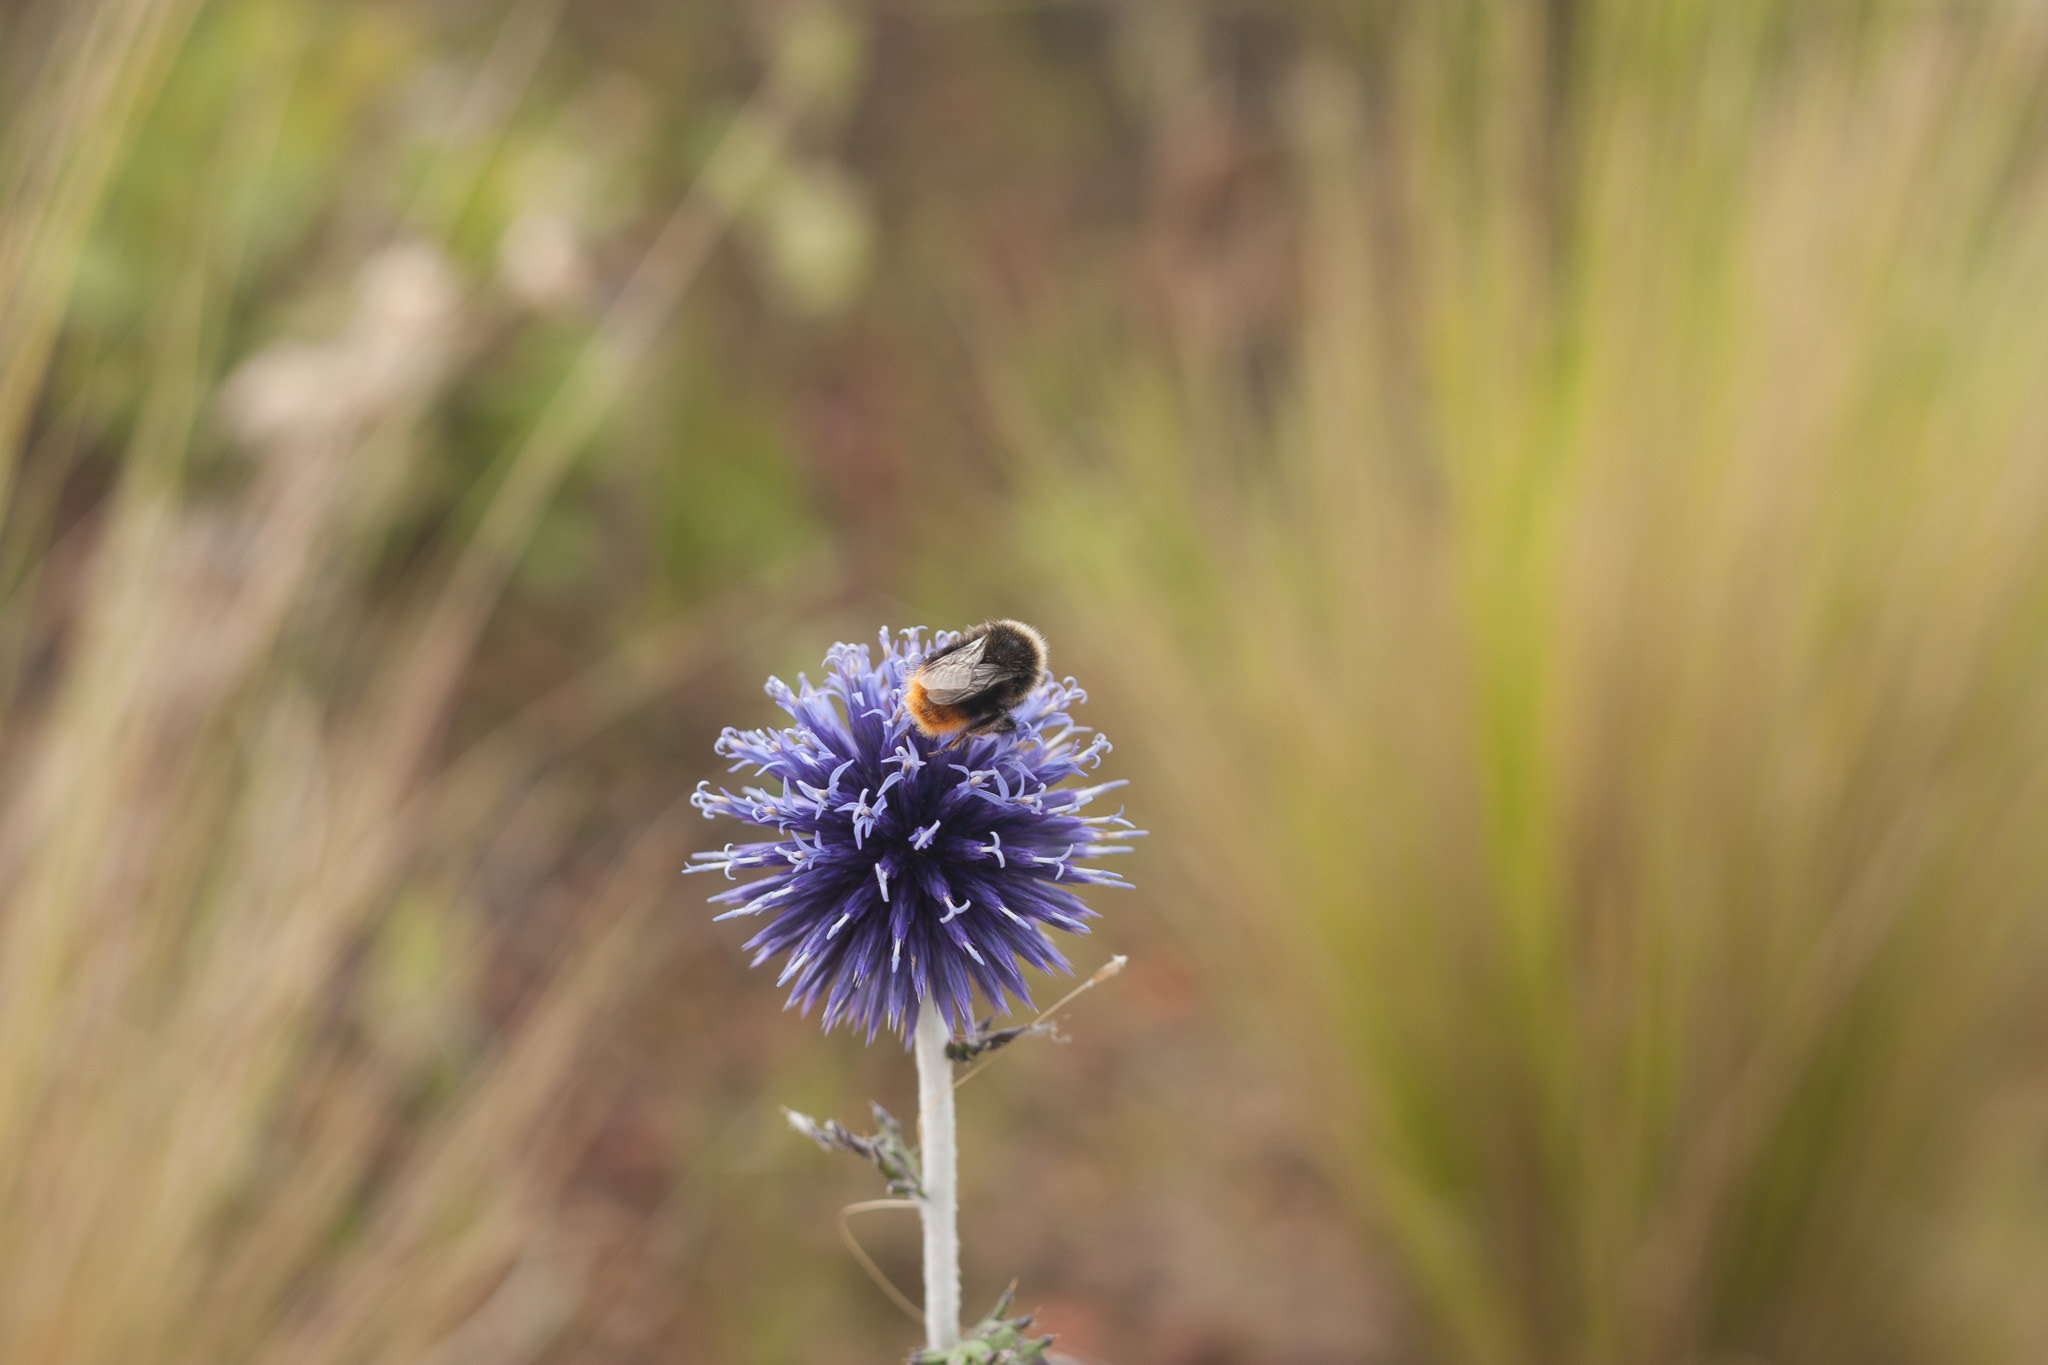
left=952, top=955, right=1127, bottom=1092
left=837, top=1199, right=924, bottom=1325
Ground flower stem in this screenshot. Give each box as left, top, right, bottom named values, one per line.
left=914, top=998, right=961, bottom=1351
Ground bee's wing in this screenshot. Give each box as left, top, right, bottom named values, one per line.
left=916, top=637, right=1003, bottom=704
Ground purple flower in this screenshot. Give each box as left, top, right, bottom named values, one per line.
left=688, top=627, right=1142, bottom=1041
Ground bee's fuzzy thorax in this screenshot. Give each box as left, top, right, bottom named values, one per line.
left=988, top=618, right=1048, bottom=664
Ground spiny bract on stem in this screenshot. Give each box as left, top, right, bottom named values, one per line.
left=688, top=627, right=1142, bottom=1041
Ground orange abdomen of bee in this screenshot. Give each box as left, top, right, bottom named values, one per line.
left=905, top=675, right=970, bottom=737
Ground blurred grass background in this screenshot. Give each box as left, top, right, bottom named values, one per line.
left=6, top=0, right=2048, bottom=1362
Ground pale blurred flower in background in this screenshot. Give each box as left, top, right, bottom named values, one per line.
left=221, top=241, right=459, bottom=452
left=499, top=205, right=590, bottom=313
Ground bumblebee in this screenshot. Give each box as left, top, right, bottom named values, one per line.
left=904, top=620, right=1049, bottom=742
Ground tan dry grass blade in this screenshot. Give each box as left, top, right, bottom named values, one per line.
left=0, top=0, right=204, bottom=505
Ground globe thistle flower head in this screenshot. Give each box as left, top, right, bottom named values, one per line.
left=688, top=627, right=1141, bottom=1042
